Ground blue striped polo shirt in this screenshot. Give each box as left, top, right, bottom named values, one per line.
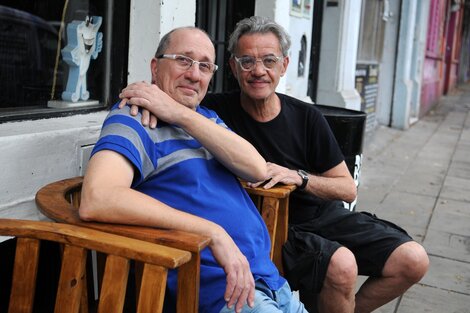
left=91, top=104, right=285, bottom=312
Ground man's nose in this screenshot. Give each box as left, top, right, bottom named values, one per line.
left=252, top=60, right=267, bottom=75
left=185, top=63, right=202, bottom=80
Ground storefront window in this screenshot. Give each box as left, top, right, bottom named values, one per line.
left=0, top=0, right=129, bottom=122
left=356, top=0, right=385, bottom=63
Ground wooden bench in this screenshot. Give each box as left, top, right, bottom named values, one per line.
left=0, top=218, right=191, bottom=313
left=36, top=176, right=295, bottom=312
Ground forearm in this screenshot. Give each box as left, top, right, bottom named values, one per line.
left=259, top=161, right=356, bottom=202
left=120, top=83, right=267, bottom=182
left=79, top=182, right=222, bottom=237
left=79, top=150, right=222, bottom=237
left=303, top=174, right=357, bottom=202
left=176, top=107, right=268, bottom=182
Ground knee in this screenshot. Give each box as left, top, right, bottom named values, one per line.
left=325, top=247, right=358, bottom=290
left=388, top=242, right=429, bottom=283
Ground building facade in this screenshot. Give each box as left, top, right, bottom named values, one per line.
left=0, top=0, right=468, bottom=229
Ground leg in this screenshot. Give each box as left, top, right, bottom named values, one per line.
left=318, top=247, right=357, bottom=313
left=295, top=207, right=428, bottom=313
left=355, top=241, right=429, bottom=313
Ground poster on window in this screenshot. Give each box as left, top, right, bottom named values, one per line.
left=303, top=0, right=312, bottom=18
left=290, top=0, right=303, bottom=17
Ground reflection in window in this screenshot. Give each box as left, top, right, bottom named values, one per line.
left=0, top=0, right=129, bottom=121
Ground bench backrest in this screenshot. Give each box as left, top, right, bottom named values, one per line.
left=0, top=218, right=190, bottom=313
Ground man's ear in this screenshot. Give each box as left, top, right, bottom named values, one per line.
left=229, top=57, right=238, bottom=79
left=150, top=58, right=158, bottom=83
left=280, top=56, right=289, bottom=77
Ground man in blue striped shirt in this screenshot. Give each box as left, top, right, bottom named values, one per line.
left=79, top=27, right=306, bottom=313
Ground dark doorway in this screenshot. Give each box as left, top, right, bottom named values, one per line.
left=196, top=0, right=255, bottom=93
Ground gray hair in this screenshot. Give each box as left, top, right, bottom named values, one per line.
left=155, top=26, right=213, bottom=57
left=228, top=16, right=291, bottom=57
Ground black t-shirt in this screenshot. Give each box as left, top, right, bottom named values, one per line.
left=201, top=91, right=344, bottom=224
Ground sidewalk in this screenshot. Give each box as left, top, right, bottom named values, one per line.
left=356, top=83, right=470, bottom=312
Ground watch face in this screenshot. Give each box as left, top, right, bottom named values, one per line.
left=298, top=170, right=308, bottom=179
left=298, top=169, right=309, bottom=189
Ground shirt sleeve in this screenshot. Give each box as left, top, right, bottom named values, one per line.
left=91, top=105, right=157, bottom=186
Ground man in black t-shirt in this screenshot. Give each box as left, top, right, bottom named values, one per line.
left=126, top=16, right=429, bottom=313
left=200, top=16, right=429, bottom=313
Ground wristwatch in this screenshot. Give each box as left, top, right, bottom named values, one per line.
left=297, top=169, right=309, bottom=190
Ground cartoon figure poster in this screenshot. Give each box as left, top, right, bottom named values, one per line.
left=61, top=16, right=103, bottom=103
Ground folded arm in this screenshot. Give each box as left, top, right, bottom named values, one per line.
left=79, top=150, right=255, bottom=310
left=119, top=82, right=268, bottom=183
left=249, top=161, right=357, bottom=203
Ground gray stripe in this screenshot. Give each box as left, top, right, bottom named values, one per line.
left=210, top=116, right=229, bottom=129
left=152, top=125, right=192, bottom=143
left=151, top=116, right=228, bottom=143
left=103, top=107, right=224, bottom=181
left=100, top=122, right=155, bottom=179
left=147, top=147, right=213, bottom=178
left=107, top=106, right=160, bottom=143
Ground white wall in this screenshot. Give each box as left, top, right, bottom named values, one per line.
left=0, top=112, right=106, bottom=225
left=285, top=13, right=313, bottom=100
left=376, top=0, right=401, bottom=126
left=316, top=0, right=362, bottom=110
left=128, top=0, right=196, bottom=83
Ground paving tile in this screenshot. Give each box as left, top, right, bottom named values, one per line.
left=424, top=229, right=470, bottom=263
left=397, top=284, right=470, bottom=313
left=372, top=191, right=435, bottom=230
left=413, top=143, right=455, bottom=168
left=440, top=185, right=470, bottom=202
left=443, top=176, right=470, bottom=191
left=453, top=146, right=470, bottom=163
left=393, top=172, right=444, bottom=197
left=427, top=198, right=470, bottom=236
left=420, top=255, right=470, bottom=294
left=356, top=188, right=387, bottom=212
left=358, top=169, right=399, bottom=193
left=448, top=160, right=470, bottom=179
left=401, top=225, right=427, bottom=243
left=406, top=161, right=448, bottom=177
left=440, top=162, right=470, bottom=203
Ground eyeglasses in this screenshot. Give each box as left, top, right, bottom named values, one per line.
left=156, top=54, right=218, bottom=74
left=233, top=55, right=283, bottom=71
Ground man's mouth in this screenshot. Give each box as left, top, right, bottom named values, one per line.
left=248, top=80, right=269, bottom=86
left=179, top=85, right=198, bottom=94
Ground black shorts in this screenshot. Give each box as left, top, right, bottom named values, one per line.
left=282, top=201, right=413, bottom=293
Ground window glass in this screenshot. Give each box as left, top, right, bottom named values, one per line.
left=357, top=0, right=385, bottom=63
left=0, top=0, right=129, bottom=121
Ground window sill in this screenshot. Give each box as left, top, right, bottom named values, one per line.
left=0, top=104, right=106, bottom=124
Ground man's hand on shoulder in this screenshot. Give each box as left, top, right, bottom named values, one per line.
left=118, top=81, right=178, bottom=127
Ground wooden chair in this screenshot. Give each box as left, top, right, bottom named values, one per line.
left=36, top=177, right=295, bottom=311
left=35, top=177, right=209, bottom=313
left=0, top=218, right=191, bottom=313
left=240, top=181, right=296, bottom=274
